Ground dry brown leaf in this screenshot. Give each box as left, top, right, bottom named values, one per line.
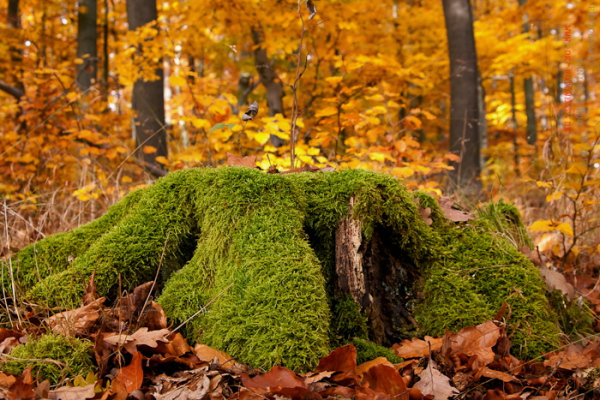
left=393, top=336, right=443, bottom=359
left=316, top=344, right=357, bottom=373
left=194, top=343, right=236, bottom=367
left=116, top=351, right=143, bottom=393
left=356, top=357, right=394, bottom=379
left=155, top=375, right=210, bottom=400
left=226, top=153, right=257, bottom=168
left=82, top=272, right=98, bottom=305
left=241, top=366, right=306, bottom=390
left=443, top=320, right=501, bottom=370
left=143, top=301, right=168, bottom=330
left=544, top=344, right=592, bottom=370
left=104, top=328, right=170, bottom=354
left=476, top=366, right=517, bottom=383
left=439, top=197, right=475, bottom=222
left=539, top=266, right=575, bottom=300
left=44, top=298, right=105, bottom=336
left=116, top=281, right=153, bottom=322
left=361, top=364, right=409, bottom=400
left=413, top=360, right=459, bottom=400
left=48, top=383, right=96, bottom=400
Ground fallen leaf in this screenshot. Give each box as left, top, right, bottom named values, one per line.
left=413, top=360, right=459, bottom=400
left=44, top=297, right=105, bottom=336
left=361, top=364, right=409, bottom=399
left=476, top=367, right=517, bottom=382
left=539, top=266, right=575, bottom=300
left=544, top=344, right=592, bottom=370
left=104, top=327, right=170, bottom=354
left=48, top=383, right=96, bottom=400
left=155, top=375, right=210, bottom=400
left=116, top=281, right=154, bottom=322
left=393, top=336, right=443, bottom=359
left=194, top=343, right=236, bottom=367
left=443, top=320, right=501, bottom=370
left=116, top=351, right=143, bottom=393
left=356, top=357, right=394, bottom=379
left=439, top=197, right=475, bottom=222
left=316, top=344, right=357, bottom=373
left=227, top=153, right=258, bottom=168
left=241, top=366, right=306, bottom=390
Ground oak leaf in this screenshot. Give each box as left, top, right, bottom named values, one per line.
left=44, top=297, right=105, bottom=336
left=393, top=336, right=443, bottom=359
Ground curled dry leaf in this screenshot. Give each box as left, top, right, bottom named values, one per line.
left=241, top=101, right=259, bottom=121
left=443, top=320, right=501, bottom=371
left=316, top=344, right=357, bottom=373
left=226, top=153, right=258, bottom=168
left=194, top=343, right=236, bottom=367
left=439, top=197, right=475, bottom=222
left=44, top=297, right=105, bottom=336
left=104, top=327, right=170, bottom=354
left=544, top=344, right=593, bottom=371
left=393, top=336, right=443, bottom=359
left=48, top=383, right=96, bottom=400
left=241, top=366, right=306, bottom=390
left=356, top=357, right=394, bottom=379
left=414, top=360, right=459, bottom=400
left=361, top=364, right=409, bottom=400
left=539, top=266, right=575, bottom=300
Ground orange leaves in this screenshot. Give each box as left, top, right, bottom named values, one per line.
left=443, top=320, right=501, bottom=371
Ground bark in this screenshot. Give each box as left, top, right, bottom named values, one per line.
left=442, top=0, right=481, bottom=192
left=0, top=80, right=25, bottom=100
left=477, top=69, right=487, bottom=168
left=335, top=198, right=417, bottom=346
left=251, top=26, right=285, bottom=147
left=77, top=0, right=98, bottom=91
left=126, top=0, right=167, bottom=177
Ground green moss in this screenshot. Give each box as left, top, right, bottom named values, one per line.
left=352, top=338, right=403, bottom=364
left=477, top=200, right=533, bottom=249
left=330, top=295, right=369, bottom=346
left=3, top=168, right=563, bottom=368
left=414, top=219, right=561, bottom=359
left=2, top=334, right=94, bottom=384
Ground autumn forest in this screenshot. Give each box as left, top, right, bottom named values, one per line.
left=1, top=0, right=600, bottom=398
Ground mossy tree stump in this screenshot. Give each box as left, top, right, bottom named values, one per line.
left=1, top=168, right=561, bottom=370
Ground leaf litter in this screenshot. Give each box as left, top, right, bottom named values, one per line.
left=0, top=279, right=599, bottom=400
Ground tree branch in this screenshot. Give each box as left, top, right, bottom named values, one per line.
left=0, top=80, right=25, bottom=100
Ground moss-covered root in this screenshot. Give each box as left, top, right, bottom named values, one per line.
left=159, top=168, right=331, bottom=370
left=26, top=171, right=201, bottom=308
left=1, top=189, right=144, bottom=298
left=2, top=334, right=94, bottom=384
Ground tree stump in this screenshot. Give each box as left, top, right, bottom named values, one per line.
left=2, top=167, right=562, bottom=369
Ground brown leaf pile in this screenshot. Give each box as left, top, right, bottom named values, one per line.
left=1, top=280, right=599, bottom=400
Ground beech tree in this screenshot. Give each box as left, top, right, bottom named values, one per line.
left=76, top=0, right=97, bottom=91
left=126, top=0, right=167, bottom=176
left=442, top=0, right=481, bottom=192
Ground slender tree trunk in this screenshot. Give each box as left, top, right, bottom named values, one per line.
left=102, top=0, right=109, bottom=95
left=442, top=0, right=481, bottom=192
left=126, top=0, right=167, bottom=177
left=477, top=69, right=487, bottom=168
left=77, top=0, right=97, bottom=91
left=518, top=0, right=537, bottom=145
left=251, top=25, right=285, bottom=147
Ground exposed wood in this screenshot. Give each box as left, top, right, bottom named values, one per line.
left=334, top=197, right=418, bottom=346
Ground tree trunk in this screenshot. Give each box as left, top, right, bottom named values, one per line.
left=76, top=0, right=97, bottom=91
left=518, top=0, right=537, bottom=146
left=251, top=25, right=285, bottom=147
left=442, top=0, right=481, bottom=192
left=126, top=0, right=167, bottom=177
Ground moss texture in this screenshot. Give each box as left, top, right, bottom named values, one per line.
left=1, top=167, right=562, bottom=368
left=2, top=334, right=94, bottom=384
